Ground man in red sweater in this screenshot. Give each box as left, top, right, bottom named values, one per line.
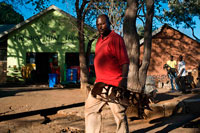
left=85, top=14, right=130, bottom=133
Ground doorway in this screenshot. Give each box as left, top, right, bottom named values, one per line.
left=26, top=52, right=57, bottom=83
left=35, top=52, right=57, bottom=83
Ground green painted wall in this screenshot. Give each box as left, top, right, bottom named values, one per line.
left=7, top=9, right=96, bottom=82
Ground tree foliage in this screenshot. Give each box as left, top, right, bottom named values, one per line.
left=85, top=0, right=126, bottom=35
left=163, top=0, right=200, bottom=41
left=0, top=2, right=24, bottom=24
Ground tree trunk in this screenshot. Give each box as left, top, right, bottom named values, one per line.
left=77, top=18, right=89, bottom=91
left=139, top=0, right=154, bottom=87
left=75, top=0, right=89, bottom=91
left=123, top=0, right=141, bottom=92
left=123, top=0, right=154, bottom=92
left=74, top=0, right=95, bottom=98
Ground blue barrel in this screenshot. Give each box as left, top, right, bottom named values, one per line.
left=49, top=73, right=57, bottom=88
left=66, top=68, right=77, bottom=83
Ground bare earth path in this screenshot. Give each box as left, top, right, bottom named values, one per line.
left=0, top=85, right=200, bottom=133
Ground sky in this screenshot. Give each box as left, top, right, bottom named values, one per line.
left=1, top=0, right=200, bottom=41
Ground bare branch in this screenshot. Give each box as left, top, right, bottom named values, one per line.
left=141, top=1, right=146, bottom=17
left=92, top=2, right=105, bottom=14
left=75, top=0, right=80, bottom=16
left=186, top=23, right=200, bottom=41
left=137, top=15, right=145, bottom=25
left=80, top=0, right=90, bottom=15
left=154, top=15, right=165, bottom=24
left=82, top=1, right=93, bottom=20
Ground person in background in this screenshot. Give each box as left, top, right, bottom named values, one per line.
left=166, top=55, right=179, bottom=92
left=175, top=55, right=186, bottom=93
left=85, top=14, right=130, bottom=133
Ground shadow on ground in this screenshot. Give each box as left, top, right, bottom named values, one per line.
left=155, top=92, right=180, bottom=102
left=0, top=83, right=80, bottom=98
left=130, top=114, right=200, bottom=133
left=130, top=91, right=200, bottom=133
left=0, top=102, right=84, bottom=124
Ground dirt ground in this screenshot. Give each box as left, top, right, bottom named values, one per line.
left=0, top=84, right=200, bottom=133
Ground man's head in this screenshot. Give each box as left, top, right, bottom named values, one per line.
left=179, top=55, right=183, bottom=61
left=170, top=55, right=174, bottom=61
left=96, top=14, right=111, bottom=37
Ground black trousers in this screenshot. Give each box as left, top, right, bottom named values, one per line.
left=175, top=76, right=186, bottom=93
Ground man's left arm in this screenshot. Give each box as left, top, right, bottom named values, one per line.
left=118, top=63, right=129, bottom=89
left=179, top=61, right=186, bottom=77
left=114, top=36, right=129, bottom=89
left=179, top=67, right=185, bottom=76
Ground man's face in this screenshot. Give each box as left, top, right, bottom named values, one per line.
left=179, top=56, right=183, bottom=61
left=96, top=16, right=110, bottom=36
left=170, top=56, right=173, bottom=61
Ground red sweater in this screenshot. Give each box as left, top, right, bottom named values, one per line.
left=94, top=31, right=129, bottom=87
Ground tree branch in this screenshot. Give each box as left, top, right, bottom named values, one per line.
left=154, top=15, right=165, bottom=24
left=80, top=0, right=90, bottom=16
left=82, top=1, right=93, bottom=20
left=75, top=0, right=80, bottom=17
left=186, top=23, right=200, bottom=41
left=137, top=15, right=145, bottom=25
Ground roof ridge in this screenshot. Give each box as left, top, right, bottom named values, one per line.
left=140, top=24, right=200, bottom=45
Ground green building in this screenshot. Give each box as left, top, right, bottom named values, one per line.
left=0, top=5, right=96, bottom=84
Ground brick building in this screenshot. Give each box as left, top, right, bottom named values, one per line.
left=140, top=24, right=200, bottom=83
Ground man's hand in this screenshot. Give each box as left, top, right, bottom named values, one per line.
left=118, top=77, right=127, bottom=90
left=120, top=63, right=129, bottom=90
